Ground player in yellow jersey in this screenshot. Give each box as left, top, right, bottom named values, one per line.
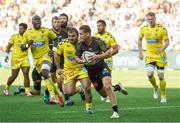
left=138, top=12, right=169, bottom=103
left=3, top=23, right=32, bottom=97
left=21, top=15, right=64, bottom=106
left=94, top=19, right=128, bottom=102
left=54, top=27, right=93, bottom=113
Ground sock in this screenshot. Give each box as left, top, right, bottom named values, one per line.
left=112, top=105, right=118, bottom=113
left=112, top=85, right=121, bottom=92
left=44, top=78, right=55, bottom=96
left=45, top=89, right=49, bottom=96
left=76, top=86, right=81, bottom=93
left=5, top=85, right=10, bottom=90
left=64, top=94, right=70, bottom=101
left=86, top=103, right=92, bottom=110
left=25, top=87, right=30, bottom=94
left=160, top=79, right=166, bottom=98
left=53, top=85, right=62, bottom=96
left=149, top=76, right=158, bottom=89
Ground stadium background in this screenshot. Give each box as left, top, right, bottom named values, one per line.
left=0, top=0, right=180, bottom=122
left=0, top=0, right=179, bottom=83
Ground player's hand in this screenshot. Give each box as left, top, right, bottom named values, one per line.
left=4, top=56, right=9, bottom=62
left=156, top=48, right=164, bottom=54
left=88, top=54, right=100, bottom=63
left=138, top=52, right=144, bottom=60
left=48, top=51, right=54, bottom=57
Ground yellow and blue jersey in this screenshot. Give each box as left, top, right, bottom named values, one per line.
left=9, top=33, right=28, bottom=60
left=22, top=27, right=56, bottom=59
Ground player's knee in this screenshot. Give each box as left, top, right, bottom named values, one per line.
left=158, top=74, right=164, bottom=81
left=41, top=69, right=50, bottom=79
left=103, top=85, right=112, bottom=92
left=147, top=72, right=154, bottom=78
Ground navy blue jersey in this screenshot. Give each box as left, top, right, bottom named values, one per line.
left=75, top=36, right=109, bottom=71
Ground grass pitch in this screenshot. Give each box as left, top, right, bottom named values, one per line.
left=0, top=69, right=180, bottom=122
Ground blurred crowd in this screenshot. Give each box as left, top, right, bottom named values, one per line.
left=0, top=0, right=180, bottom=52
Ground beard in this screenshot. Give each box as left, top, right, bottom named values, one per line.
left=61, top=22, right=68, bottom=28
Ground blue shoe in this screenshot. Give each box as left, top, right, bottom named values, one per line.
left=85, top=109, right=93, bottom=114
left=65, top=99, right=74, bottom=106
left=44, top=93, right=50, bottom=104
left=79, top=85, right=85, bottom=101
left=14, top=86, right=25, bottom=95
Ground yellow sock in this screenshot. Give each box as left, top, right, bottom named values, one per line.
left=86, top=103, right=92, bottom=110
left=160, top=79, right=166, bottom=98
left=76, top=86, right=81, bottom=93
left=149, top=76, right=158, bottom=89
left=25, top=87, right=30, bottom=93
left=53, top=85, right=62, bottom=96
left=5, top=85, right=10, bottom=90
left=44, top=78, right=55, bottom=96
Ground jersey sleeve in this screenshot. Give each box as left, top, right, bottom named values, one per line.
left=55, top=41, right=65, bottom=55
left=162, top=28, right=169, bottom=41
left=109, top=34, right=117, bottom=47
left=48, top=29, right=57, bottom=41
left=75, top=42, right=82, bottom=57
left=138, top=27, right=144, bottom=40
left=22, top=30, right=29, bottom=45
left=9, top=34, right=15, bottom=44
left=96, top=38, right=109, bottom=52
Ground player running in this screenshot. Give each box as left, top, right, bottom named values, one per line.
left=3, top=23, right=32, bottom=97
left=20, top=15, right=64, bottom=106
left=54, top=27, right=93, bottom=113
left=138, top=12, right=169, bottom=103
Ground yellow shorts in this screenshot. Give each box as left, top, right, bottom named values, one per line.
left=11, top=57, right=30, bottom=69
left=33, top=54, right=52, bottom=73
left=63, top=67, right=88, bottom=84
left=145, top=52, right=167, bottom=67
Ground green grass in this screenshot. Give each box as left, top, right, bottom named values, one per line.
left=0, top=69, right=180, bottom=122
left=0, top=87, right=180, bottom=122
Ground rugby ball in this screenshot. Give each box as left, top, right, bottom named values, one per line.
left=82, top=51, right=97, bottom=65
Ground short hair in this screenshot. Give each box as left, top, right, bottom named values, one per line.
left=147, top=12, right=156, bottom=17
left=79, top=25, right=91, bottom=33
left=19, top=23, right=27, bottom=29
left=51, top=16, right=59, bottom=23
left=68, top=27, right=78, bottom=36
left=97, top=19, right=106, bottom=26
left=59, top=13, right=68, bottom=21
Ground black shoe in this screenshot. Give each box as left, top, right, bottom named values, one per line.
left=65, top=99, right=74, bottom=106
left=79, top=85, right=85, bottom=101
left=14, top=86, right=25, bottom=95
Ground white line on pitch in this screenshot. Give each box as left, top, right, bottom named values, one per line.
left=54, top=105, right=180, bottom=114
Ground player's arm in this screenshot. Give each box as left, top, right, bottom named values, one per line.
left=109, top=34, right=119, bottom=55
left=89, top=39, right=113, bottom=61
left=74, top=43, right=85, bottom=64
left=138, top=28, right=144, bottom=60
left=20, top=31, right=33, bottom=51
left=4, top=42, right=13, bottom=62
left=20, top=40, right=33, bottom=51
left=54, top=42, right=63, bottom=75
left=157, top=28, right=169, bottom=53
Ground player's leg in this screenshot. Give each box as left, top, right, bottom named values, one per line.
left=102, top=75, right=119, bottom=118
left=56, top=73, right=74, bottom=106
left=157, top=66, right=167, bottom=103
left=79, top=77, right=93, bottom=113
left=41, top=60, right=64, bottom=106
left=146, top=62, right=158, bottom=99
left=30, top=68, right=42, bottom=95
left=21, top=67, right=32, bottom=96
left=4, top=68, right=20, bottom=96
